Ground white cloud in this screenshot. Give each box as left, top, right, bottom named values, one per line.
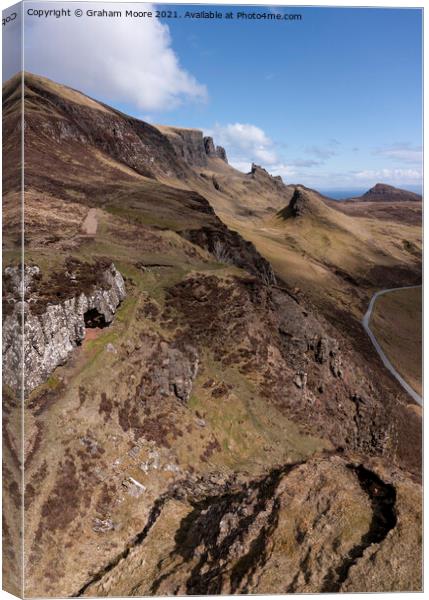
left=269, top=164, right=298, bottom=178
left=205, top=124, right=423, bottom=190
left=24, top=2, right=207, bottom=111
left=374, top=143, right=422, bottom=165
left=228, top=160, right=254, bottom=173
left=353, top=168, right=422, bottom=184
left=263, top=166, right=422, bottom=190
left=209, top=123, right=329, bottom=180
left=210, top=123, right=279, bottom=171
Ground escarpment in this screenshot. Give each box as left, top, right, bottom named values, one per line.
left=154, top=126, right=228, bottom=168
left=19, top=73, right=191, bottom=183
left=2, top=262, right=126, bottom=396
left=249, top=163, right=284, bottom=188
left=155, top=126, right=209, bottom=168
left=182, top=226, right=276, bottom=285
left=164, top=272, right=402, bottom=462
left=203, top=136, right=228, bottom=162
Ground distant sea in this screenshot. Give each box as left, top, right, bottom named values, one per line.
left=319, top=185, right=423, bottom=201
left=319, top=189, right=367, bottom=200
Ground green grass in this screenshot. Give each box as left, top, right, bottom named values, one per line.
left=188, top=350, right=331, bottom=473
left=105, top=203, right=187, bottom=231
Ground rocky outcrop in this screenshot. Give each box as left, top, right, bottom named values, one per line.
left=277, top=187, right=327, bottom=220
left=278, top=188, right=309, bottom=218
left=182, top=226, right=276, bottom=285
left=165, top=272, right=401, bottom=460
left=249, top=163, right=284, bottom=187
left=203, top=136, right=228, bottom=163
left=154, top=128, right=229, bottom=168
left=152, top=342, right=199, bottom=404
left=76, top=455, right=421, bottom=596
left=158, top=127, right=208, bottom=168
left=215, top=145, right=228, bottom=162
left=2, top=263, right=126, bottom=396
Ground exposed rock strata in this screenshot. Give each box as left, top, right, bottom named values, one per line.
left=75, top=455, right=421, bottom=596
left=152, top=128, right=228, bottom=169
left=13, top=75, right=191, bottom=184
left=249, top=163, right=284, bottom=187
left=157, top=127, right=208, bottom=168
left=182, top=227, right=276, bottom=285
left=203, top=136, right=228, bottom=162
left=2, top=263, right=125, bottom=396
left=165, top=272, right=404, bottom=462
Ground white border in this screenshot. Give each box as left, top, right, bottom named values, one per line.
left=0, top=1, right=425, bottom=599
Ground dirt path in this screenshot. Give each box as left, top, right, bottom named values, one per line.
left=362, top=285, right=422, bottom=405
left=81, top=208, right=98, bottom=235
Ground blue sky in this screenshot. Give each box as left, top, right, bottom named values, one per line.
left=8, top=2, right=424, bottom=190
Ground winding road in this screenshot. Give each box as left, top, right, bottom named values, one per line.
left=362, top=285, right=422, bottom=405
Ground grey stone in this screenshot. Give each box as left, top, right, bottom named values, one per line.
left=2, top=263, right=126, bottom=396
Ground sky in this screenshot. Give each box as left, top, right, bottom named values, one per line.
left=3, top=2, right=423, bottom=191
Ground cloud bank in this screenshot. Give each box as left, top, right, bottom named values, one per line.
left=210, top=123, right=278, bottom=168
left=24, top=2, right=207, bottom=111
left=209, top=123, right=336, bottom=181
left=374, top=143, right=422, bottom=165
left=208, top=122, right=422, bottom=189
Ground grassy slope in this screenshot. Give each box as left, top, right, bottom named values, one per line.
left=370, top=287, right=422, bottom=396
left=198, top=173, right=422, bottom=318
left=21, top=187, right=331, bottom=596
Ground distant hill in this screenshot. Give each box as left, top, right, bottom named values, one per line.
left=349, top=183, right=422, bottom=203
left=324, top=183, right=422, bottom=224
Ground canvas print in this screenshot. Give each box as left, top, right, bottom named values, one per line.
left=2, top=2, right=423, bottom=597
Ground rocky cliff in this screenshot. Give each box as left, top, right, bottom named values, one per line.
left=154, top=126, right=228, bottom=168
left=182, top=225, right=276, bottom=285
left=155, top=126, right=209, bottom=168
left=203, top=136, right=228, bottom=163
left=249, top=163, right=284, bottom=187
left=5, top=73, right=192, bottom=186
left=2, top=263, right=126, bottom=396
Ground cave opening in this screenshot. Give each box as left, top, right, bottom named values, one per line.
left=84, top=308, right=109, bottom=329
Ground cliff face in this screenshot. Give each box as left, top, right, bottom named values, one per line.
left=203, top=136, right=228, bottom=163
left=153, top=127, right=228, bottom=168
left=10, top=73, right=192, bottom=187
left=2, top=263, right=126, bottom=396
left=249, top=163, right=284, bottom=188
left=183, top=226, right=276, bottom=285
left=156, top=126, right=209, bottom=167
